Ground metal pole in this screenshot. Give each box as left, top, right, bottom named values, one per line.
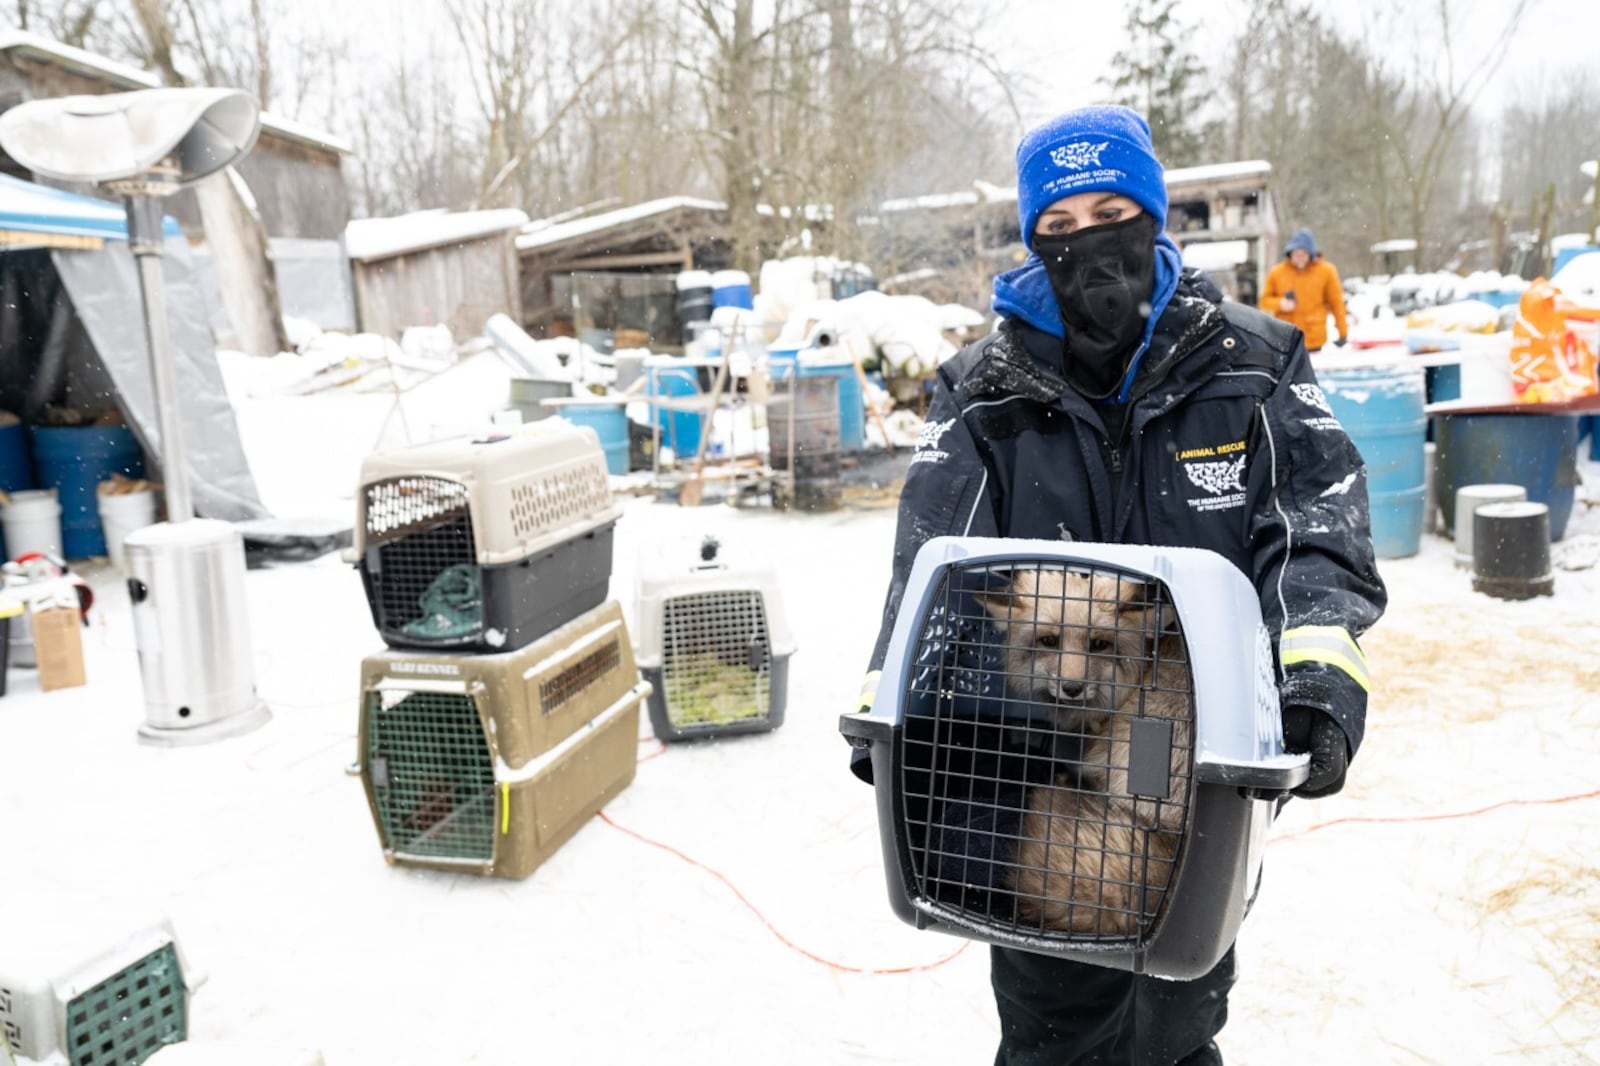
left=124, top=195, right=194, bottom=522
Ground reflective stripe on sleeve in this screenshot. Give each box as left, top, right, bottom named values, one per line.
left=1281, top=626, right=1370, bottom=692
left=858, top=670, right=882, bottom=710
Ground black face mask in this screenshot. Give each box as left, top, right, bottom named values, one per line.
left=1034, top=213, right=1160, bottom=398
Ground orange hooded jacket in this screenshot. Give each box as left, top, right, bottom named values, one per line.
left=1260, top=230, right=1348, bottom=351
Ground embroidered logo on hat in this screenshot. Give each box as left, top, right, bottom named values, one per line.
left=1049, top=140, right=1110, bottom=170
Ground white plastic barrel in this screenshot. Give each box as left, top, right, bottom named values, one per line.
left=98, top=488, right=159, bottom=570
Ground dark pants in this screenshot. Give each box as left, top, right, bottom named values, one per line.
left=990, top=945, right=1236, bottom=1066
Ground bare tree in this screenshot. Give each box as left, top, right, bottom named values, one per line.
left=1360, top=0, right=1531, bottom=266
left=128, top=0, right=290, bottom=356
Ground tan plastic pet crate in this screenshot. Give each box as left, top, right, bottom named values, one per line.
left=840, top=538, right=1309, bottom=979
left=353, top=422, right=621, bottom=653
left=634, top=534, right=795, bottom=741
left=358, top=599, right=651, bottom=880
left=0, top=908, right=200, bottom=1066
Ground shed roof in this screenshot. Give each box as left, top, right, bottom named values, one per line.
left=516, top=196, right=726, bottom=254
left=0, top=31, right=352, bottom=155
left=345, top=208, right=529, bottom=262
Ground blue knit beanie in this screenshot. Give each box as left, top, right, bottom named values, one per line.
left=1015, top=105, right=1167, bottom=246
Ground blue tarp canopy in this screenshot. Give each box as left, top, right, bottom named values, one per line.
left=0, top=172, right=180, bottom=244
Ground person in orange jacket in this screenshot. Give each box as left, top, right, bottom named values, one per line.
left=1260, top=229, right=1348, bottom=351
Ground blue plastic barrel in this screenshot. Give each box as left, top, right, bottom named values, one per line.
left=31, top=425, right=144, bottom=558
left=558, top=404, right=628, bottom=475
left=0, top=422, right=33, bottom=492
left=646, top=364, right=704, bottom=458
left=1320, top=364, right=1426, bottom=559
left=710, top=270, right=753, bottom=311
left=1434, top=413, right=1580, bottom=541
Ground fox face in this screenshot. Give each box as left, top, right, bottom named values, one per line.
left=976, top=567, right=1136, bottom=715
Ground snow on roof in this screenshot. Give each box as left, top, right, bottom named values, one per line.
left=516, top=196, right=725, bottom=252
left=345, top=208, right=530, bottom=262
left=1181, top=239, right=1251, bottom=270
left=0, top=31, right=353, bottom=154
left=879, top=190, right=982, bottom=214
left=1164, top=159, right=1272, bottom=186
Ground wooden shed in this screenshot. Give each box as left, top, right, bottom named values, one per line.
left=345, top=209, right=529, bottom=340
left=516, top=197, right=730, bottom=337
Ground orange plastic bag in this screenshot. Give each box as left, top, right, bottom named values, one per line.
left=1510, top=279, right=1599, bottom=404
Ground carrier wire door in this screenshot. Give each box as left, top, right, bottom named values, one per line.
left=840, top=537, right=1308, bottom=979
left=0, top=911, right=198, bottom=1066
left=635, top=535, right=795, bottom=741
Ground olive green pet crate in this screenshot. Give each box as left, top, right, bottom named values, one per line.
left=634, top=535, right=795, bottom=741
left=358, top=599, right=651, bottom=880
left=839, top=538, right=1309, bottom=980
left=0, top=910, right=199, bottom=1066
left=353, top=421, right=621, bottom=653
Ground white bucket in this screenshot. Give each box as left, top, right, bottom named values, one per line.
left=1, top=489, right=62, bottom=562
left=98, top=489, right=159, bottom=570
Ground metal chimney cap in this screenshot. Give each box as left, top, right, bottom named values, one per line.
left=0, top=86, right=260, bottom=188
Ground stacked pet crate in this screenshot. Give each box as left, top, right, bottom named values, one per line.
left=351, top=423, right=650, bottom=879
left=634, top=535, right=794, bottom=741
left=840, top=537, right=1309, bottom=979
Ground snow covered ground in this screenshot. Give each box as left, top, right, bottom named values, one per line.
left=2, top=360, right=1598, bottom=1065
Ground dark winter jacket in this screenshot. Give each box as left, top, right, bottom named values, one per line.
left=853, top=270, right=1386, bottom=782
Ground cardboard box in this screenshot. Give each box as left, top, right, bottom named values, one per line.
left=31, top=605, right=85, bottom=692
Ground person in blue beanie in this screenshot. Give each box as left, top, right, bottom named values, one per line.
left=849, top=105, right=1386, bottom=1064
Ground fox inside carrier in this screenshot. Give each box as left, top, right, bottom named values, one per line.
left=633, top=535, right=795, bottom=741
left=839, top=537, right=1308, bottom=979
left=357, top=599, right=651, bottom=880
left=0, top=908, right=198, bottom=1066
left=352, top=421, right=621, bottom=653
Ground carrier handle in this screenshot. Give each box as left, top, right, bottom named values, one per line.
left=1195, top=752, right=1311, bottom=795
left=838, top=711, right=892, bottom=747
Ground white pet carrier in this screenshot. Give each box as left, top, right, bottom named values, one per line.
left=352, top=421, right=621, bottom=653
left=0, top=908, right=200, bottom=1066
left=634, top=535, right=795, bottom=741
left=839, top=537, right=1308, bottom=979
left=358, top=599, right=651, bottom=880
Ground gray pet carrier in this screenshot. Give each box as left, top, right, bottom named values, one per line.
left=634, top=535, right=795, bottom=741
left=0, top=909, right=199, bottom=1066
left=839, top=537, right=1308, bottom=979
left=353, top=421, right=620, bottom=653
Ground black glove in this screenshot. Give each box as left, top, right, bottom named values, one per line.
left=1333, top=337, right=1348, bottom=348
left=1281, top=705, right=1350, bottom=798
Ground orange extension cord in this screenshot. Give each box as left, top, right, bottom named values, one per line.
left=607, top=740, right=1600, bottom=975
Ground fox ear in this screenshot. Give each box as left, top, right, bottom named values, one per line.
left=1116, top=580, right=1179, bottom=634
left=972, top=570, right=1014, bottom=618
